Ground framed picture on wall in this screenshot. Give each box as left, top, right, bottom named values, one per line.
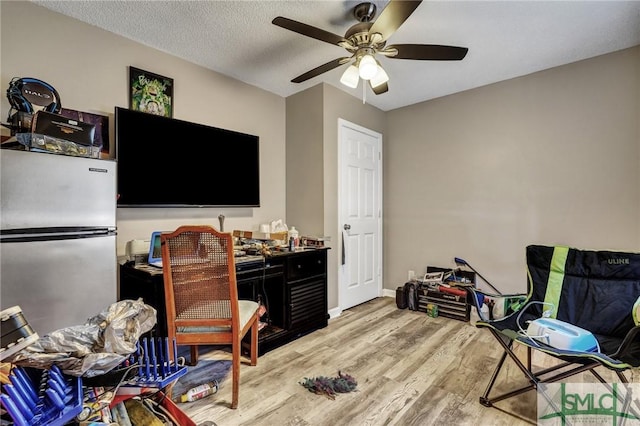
left=129, top=66, right=173, bottom=117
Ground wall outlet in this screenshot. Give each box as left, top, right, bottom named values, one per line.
left=408, top=270, right=416, bottom=281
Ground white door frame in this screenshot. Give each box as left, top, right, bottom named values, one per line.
left=338, top=118, right=383, bottom=311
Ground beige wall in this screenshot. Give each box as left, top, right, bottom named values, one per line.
left=285, top=85, right=324, bottom=237
left=1, top=1, right=286, bottom=257
left=385, top=46, right=640, bottom=294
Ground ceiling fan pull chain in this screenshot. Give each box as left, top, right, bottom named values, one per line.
left=362, top=82, right=366, bottom=105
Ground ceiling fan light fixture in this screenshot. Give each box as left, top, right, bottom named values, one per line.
left=370, top=65, right=389, bottom=89
left=358, top=54, right=378, bottom=80
left=340, top=64, right=360, bottom=88
left=274, top=0, right=469, bottom=97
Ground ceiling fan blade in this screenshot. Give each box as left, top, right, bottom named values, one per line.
left=368, top=0, right=423, bottom=42
left=291, top=57, right=351, bottom=83
left=386, top=44, right=468, bottom=60
left=272, top=16, right=346, bottom=46
left=370, top=81, right=389, bottom=95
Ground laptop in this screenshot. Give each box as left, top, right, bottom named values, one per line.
left=147, top=231, right=163, bottom=267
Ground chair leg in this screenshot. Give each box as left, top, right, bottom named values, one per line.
left=482, top=331, right=569, bottom=419
left=480, top=348, right=509, bottom=407
left=480, top=329, right=630, bottom=424
left=616, top=370, right=629, bottom=384
left=231, top=335, right=241, bottom=409
left=611, top=371, right=640, bottom=419
left=482, top=329, right=542, bottom=406
left=190, top=345, right=199, bottom=366
left=250, top=317, right=258, bottom=366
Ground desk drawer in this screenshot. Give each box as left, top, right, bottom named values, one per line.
left=287, top=252, right=325, bottom=281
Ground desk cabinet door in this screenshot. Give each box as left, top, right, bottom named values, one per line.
left=287, top=277, right=327, bottom=330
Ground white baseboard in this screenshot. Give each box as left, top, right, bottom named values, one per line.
left=382, top=288, right=395, bottom=298
left=328, top=307, right=342, bottom=319
left=328, top=291, right=395, bottom=320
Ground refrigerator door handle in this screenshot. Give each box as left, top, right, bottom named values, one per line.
left=1, top=227, right=116, bottom=243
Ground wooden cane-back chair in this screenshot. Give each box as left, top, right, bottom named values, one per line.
left=160, top=225, right=259, bottom=409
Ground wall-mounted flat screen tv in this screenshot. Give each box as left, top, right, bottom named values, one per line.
left=115, top=107, right=260, bottom=207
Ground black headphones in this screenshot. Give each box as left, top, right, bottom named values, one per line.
left=7, top=77, right=62, bottom=114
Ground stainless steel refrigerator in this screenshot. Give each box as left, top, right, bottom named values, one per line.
left=1, top=149, right=117, bottom=336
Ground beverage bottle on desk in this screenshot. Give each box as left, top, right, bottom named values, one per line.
left=288, top=226, right=300, bottom=249
left=179, top=380, right=218, bottom=402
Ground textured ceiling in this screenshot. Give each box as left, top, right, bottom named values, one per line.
left=34, top=0, right=640, bottom=111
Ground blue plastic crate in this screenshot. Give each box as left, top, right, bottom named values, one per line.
left=81, top=337, right=187, bottom=391
left=0, top=365, right=83, bottom=426
left=123, top=336, right=187, bottom=388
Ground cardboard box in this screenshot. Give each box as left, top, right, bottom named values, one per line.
left=233, top=230, right=288, bottom=242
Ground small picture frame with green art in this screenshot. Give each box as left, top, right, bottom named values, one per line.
left=129, top=66, right=173, bottom=118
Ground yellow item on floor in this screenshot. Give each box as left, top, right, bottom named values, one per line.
left=123, top=398, right=164, bottom=426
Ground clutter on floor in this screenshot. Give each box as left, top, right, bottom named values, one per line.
left=299, top=371, right=358, bottom=400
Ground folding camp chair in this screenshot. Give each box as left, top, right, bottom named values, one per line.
left=467, top=245, right=640, bottom=412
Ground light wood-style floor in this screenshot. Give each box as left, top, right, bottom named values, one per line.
left=180, top=297, right=628, bottom=426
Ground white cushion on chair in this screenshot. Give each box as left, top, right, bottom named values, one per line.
left=238, top=300, right=259, bottom=328
left=177, top=299, right=259, bottom=333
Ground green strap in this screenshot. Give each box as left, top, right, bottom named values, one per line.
left=543, top=246, right=569, bottom=318
left=634, top=296, right=640, bottom=326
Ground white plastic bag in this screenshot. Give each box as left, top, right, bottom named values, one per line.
left=8, top=298, right=156, bottom=377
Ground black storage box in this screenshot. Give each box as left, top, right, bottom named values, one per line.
left=417, top=266, right=475, bottom=321
left=418, top=287, right=470, bottom=321
left=32, top=110, right=96, bottom=146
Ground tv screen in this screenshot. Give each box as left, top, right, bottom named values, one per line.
left=115, top=107, right=260, bottom=207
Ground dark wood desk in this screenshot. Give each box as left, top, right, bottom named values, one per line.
left=119, top=248, right=329, bottom=355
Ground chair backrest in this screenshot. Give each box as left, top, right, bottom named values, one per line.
left=161, top=225, right=239, bottom=333
left=526, top=245, right=640, bottom=338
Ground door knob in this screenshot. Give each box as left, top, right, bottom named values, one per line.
left=343, top=224, right=351, bottom=230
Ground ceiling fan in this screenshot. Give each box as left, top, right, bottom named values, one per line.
left=272, top=0, right=468, bottom=95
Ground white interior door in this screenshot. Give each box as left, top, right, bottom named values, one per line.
left=339, top=119, right=382, bottom=310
